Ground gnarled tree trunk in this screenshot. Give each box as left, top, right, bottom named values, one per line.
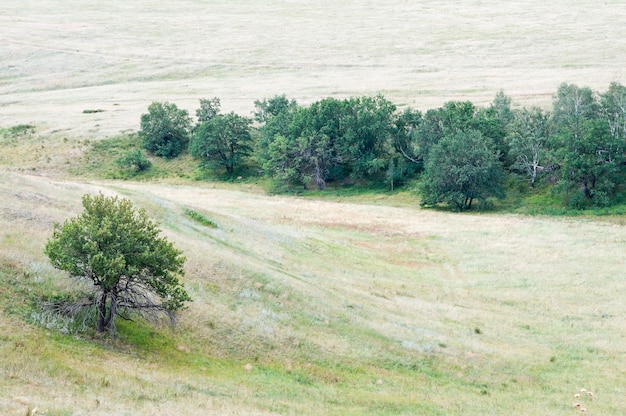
left=96, top=291, right=108, bottom=333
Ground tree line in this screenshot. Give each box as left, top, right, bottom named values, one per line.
left=136, top=82, right=626, bottom=211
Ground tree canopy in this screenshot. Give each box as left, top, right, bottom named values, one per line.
left=190, top=111, right=253, bottom=175
left=420, top=130, right=505, bottom=211
left=550, top=83, right=624, bottom=207
left=140, top=101, right=191, bottom=158
left=258, top=95, right=397, bottom=189
left=45, top=193, right=191, bottom=334
left=507, top=107, right=551, bottom=188
left=135, top=81, right=626, bottom=211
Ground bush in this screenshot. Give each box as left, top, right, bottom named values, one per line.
left=116, top=150, right=152, bottom=173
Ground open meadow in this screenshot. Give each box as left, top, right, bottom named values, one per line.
left=1, top=1, right=626, bottom=415
left=1, top=0, right=625, bottom=138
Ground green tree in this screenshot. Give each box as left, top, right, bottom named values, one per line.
left=420, top=130, right=505, bottom=211
left=599, top=82, right=626, bottom=143
left=392, top=107, right=423, bottom=165
left=195, top=97, right=221, bottom=124
left=413, top=108, right=445, bottom=162
left=261, top=98, right=344, bottom=190
left=387, top=107, right=423, bottom=189
left=45, top=193, right=190, bottom=334
left=295, top=98, right=345, bottom=188
left=190, top=112, right=253, bottom=175
left=552, top=83, right=597, bottom=142
left=259, top=95, right=407, bottom=189
left=339, top=95, right=397, bottom=179
left=139, top=101, right=191, bottom=158
left=507, top=107, right=551, bottom=187
left=490, top=90, right=515, bottom=128
left=475, top=98, right=513, bottom=167
left=552, top=119, right=623, bottom=207
left=414, top=99, right=512, bottom=166
left=414, top=101, right=479, bottom=163
left=254, top=94, right=298, bottom=124
left=254, top=95, right=299, bottom=166
left=550, top=83, right=624, bottom=207
left=263, top=133, right=310, bottom=190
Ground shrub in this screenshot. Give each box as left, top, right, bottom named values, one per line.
left=116, top=150, right=152, bottom=173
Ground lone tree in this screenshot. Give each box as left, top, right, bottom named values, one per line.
left=45, top=193, right=191, bottom=334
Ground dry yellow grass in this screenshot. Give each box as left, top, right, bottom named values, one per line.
left=1, top=0, right=625, bottom=138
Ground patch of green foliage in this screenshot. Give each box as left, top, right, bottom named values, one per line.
left=140, top=101, right=191, bottom=159
left=191, top=111, right=254, bottom=176
left=116, top=149, right=152, bottom=174
left=73, top=135, right=140, bottom=178
left=420, top=130, right=505, bottom=211
left=2, top=124, right=36, bottom=137
left=74, top=134, right=196, bottom=179
left=184, top=208, right=218, bottom=228
left=504, top=176, right=626, bottom=217
left=0, top=124, right=36, bottom=146
left=72, top=82, right=626, bottom=215
left=45, top=193, right=190, bottom=334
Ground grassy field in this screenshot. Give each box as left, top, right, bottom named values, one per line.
left=1, top=170, right=626, bottom=415
left=1, top=1, right=625, bottom=138
left=1, top=1, right=626, bottom=415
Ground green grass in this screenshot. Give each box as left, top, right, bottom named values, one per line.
left=0, top=82, right=623, bottom=416
left=70, top=135, right=199, bottom=180
left=0, top=262, right=450, bottom=415
left=2, top=173, right=626, bottom=414
left=184, top=208, right=218, bottom=228
left=2, top=0, right=625, bottom=412
left=0, top=124, right=37, bottom=150
left=507, top=182, right=626, bottom=218
left=1, top=124, right=36, bottom=137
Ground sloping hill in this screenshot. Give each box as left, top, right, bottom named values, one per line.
left=1, top=171, right=625, bottom=415
left=1, top=1, right=625, bottom=414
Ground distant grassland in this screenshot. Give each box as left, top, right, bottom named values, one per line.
left=0, top=0, right=624, bottom=138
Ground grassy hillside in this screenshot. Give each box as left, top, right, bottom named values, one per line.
left=1, top=1, right=626, bottom=415
left=1, top=169, right=625, bottom=415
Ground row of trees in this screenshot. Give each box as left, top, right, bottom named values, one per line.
left=138, top=82, right=626, bottom=210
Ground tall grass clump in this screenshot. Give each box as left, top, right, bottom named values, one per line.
left=184, top=209, right=218, bottom=228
